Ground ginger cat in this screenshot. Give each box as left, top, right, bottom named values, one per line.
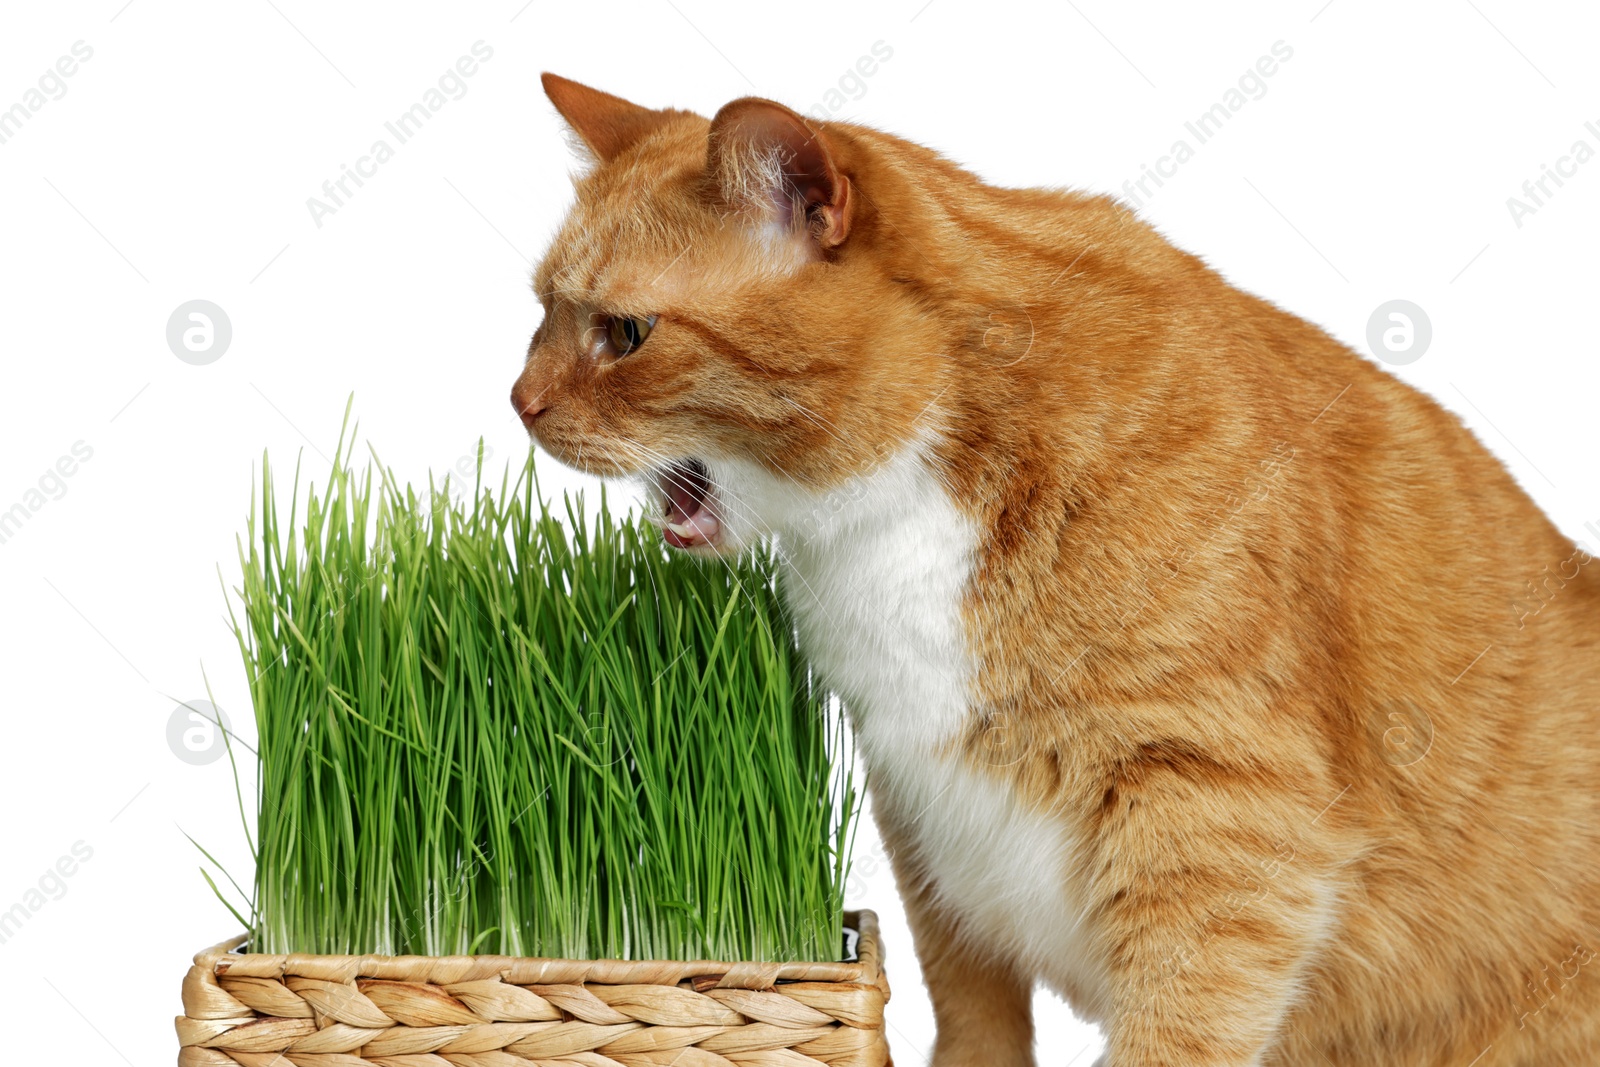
left=511, top=74, right=1600, bottom=1066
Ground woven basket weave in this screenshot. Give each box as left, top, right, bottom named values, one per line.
left=176, top=909, right=891, bottom=1067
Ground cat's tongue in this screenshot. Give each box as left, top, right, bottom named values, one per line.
left=662, top=461, right=719, bottom=549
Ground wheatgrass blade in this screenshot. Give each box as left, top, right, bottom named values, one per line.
left=222, top=432, right=857, bottom=961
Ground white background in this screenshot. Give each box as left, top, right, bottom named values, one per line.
left=2, top=1, right=1597, bottom=1063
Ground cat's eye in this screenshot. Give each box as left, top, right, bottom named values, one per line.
left=600, top=314, right=655, bottom=358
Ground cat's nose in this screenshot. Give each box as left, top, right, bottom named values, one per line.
left=510, top=378, right=550, bottom=428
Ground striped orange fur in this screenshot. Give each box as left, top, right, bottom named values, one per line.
left=512, top=74, right=1600, bottom=1066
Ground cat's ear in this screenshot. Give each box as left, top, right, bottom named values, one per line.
left=541, top=73, right=676, bottom=163
left=707, top=98, right=852, bottom=250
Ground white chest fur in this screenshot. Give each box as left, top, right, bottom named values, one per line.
left=774, top=449, right=974, bottom=756
left=716, top=446, right=1107, bottom=1014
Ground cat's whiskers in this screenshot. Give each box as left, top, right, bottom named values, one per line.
left=612, top=437, right=783, bottom=544
left=783, top=388, right=1064, bottom=568
left=776, top=395, right=853, bottom=450
left=603, top=437, right=784, bottom=624
left=604, top=438, right=893, bottom=659
left=622, top=439, right=979, bottom=702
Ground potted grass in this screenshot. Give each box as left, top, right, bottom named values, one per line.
left=175, top=420, right=888, bottom=1066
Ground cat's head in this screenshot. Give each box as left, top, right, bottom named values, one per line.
left=511, top=74, right=944, bottom=556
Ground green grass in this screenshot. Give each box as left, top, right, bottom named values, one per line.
left=213, top=414, right=858, bottom=962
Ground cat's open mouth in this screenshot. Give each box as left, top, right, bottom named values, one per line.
left=657, top=459, right=720, bottom=550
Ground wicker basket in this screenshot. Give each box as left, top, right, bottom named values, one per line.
left=175, top=909, right=891, bottom=1067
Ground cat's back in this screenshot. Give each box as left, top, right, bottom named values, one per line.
left=942, top=171, right=1600, bottom=1063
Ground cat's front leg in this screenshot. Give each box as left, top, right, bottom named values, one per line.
left=874, top=791, right=1038, bottom=1067
left=1096, top=765, right=1343, bottom=1067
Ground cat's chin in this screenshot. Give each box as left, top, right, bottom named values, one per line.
left=661, top=520, right=721, bottom=552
